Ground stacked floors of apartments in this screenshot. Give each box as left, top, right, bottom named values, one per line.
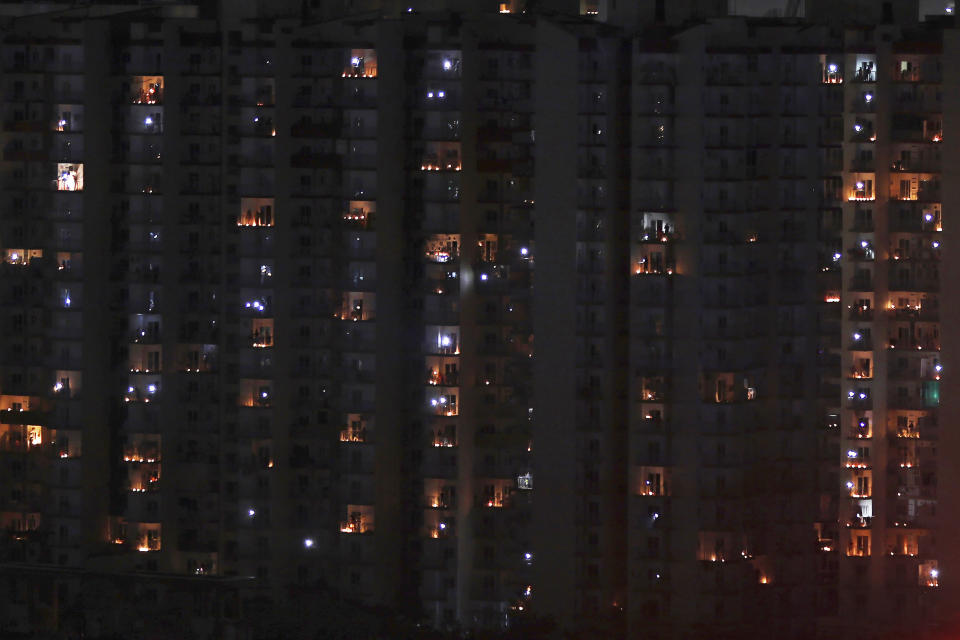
left=0, top=1, right=957, bottom=638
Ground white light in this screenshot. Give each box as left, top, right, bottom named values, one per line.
left=431, top=399, right=438, bottom=406
left=438, top=91, right=445, bottom=98
left=304, top=538, right=314, bottom=548
left=848, top=390, right=856, bottom=398
left=261, top=391, right=268, bottom=398
left=854, top=124, right=863, bottom=132
left=853, top=333, right=861, bottom=340
left=248, top=508, right=256, bottom=517
left=652, top=512, right=660, bottom=520
left=933, top=241, right=941, bottom=248
left=441, top=336, right=451, bottom=347
left=925, top=213, right=934, bottom=221
left=481, top=273, right=488, bottom=281
left=427, top=91, right=434, bottom=98
left=859, top=392, right=867, bottom=399
left=54, top=381, right=63, bottom=392
left=828, top=63, right=838, bottom=73
left=935, top=364, right=943, bottom=372
left=439, top=522, right=446, bottom=529
left=847, top=450, right=858, bottom=458
left=860, top=241, right=868, bottom=248
left=128, top=386, right=135, bottom=394
left=10, top=252, right=18, bottom=261
left=443, top=59, right=452, bottom=70
left=846, top=481, right=855, bottom=489
left=865, top=93, right=873, bottom=102
left=147, top=384, right=157, bottom=394
left=351, top=57, right=360, bottom=66
left=144, top=116, right=153, bottom=126
left=833, top=253, right=842, bottom=261
left=520, top=247, right=529, bottom=256
left=856, top=181, right=864, bottom=189
left=64, top=296, right=71, bottom=307
left=931, top=569, right=940, bottom=578
left=58, top=119, right=67, bottom=127
left=524, top=552, right=532, bottom=560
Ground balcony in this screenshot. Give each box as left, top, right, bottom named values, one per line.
left=129, top=76, right=163, bottom=105
left=238, top=198, right=274, bottom=227
left=340, top=426, right=367, bottom=443
left=342, top=50, right=377, bottom=79
left=340, top=510, right=374, bottom=534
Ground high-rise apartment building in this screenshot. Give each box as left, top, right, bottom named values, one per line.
left=0, top=0, right=957, bottom=638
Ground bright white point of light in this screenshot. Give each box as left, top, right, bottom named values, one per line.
left=933, top=241, right=941, bottom=248
left=848, top=390, right=856, bottom=398
left=847, top=450, right=858, bottom=458
left=481, top=273, right=488, bottom=281
left=443, top=59, right=452, bottom=70
left=64, top=296, right=71, bottom=307
left=925, top=213, right=934, bottom=221
left=144, top=116, right=153, bottom=126
left=520, top=247, right=529, bottom=256
left=441, top=336, right=451, bottom=347
left=439, top=522, right=446, bottom=530
left=865, top=93, right=873, bottom=102
left=248, top=508, right=256, bottom=517
left=652, top=512, right=660, bottom=519
left=304, top=538, right=314, bottom=548
left=351, top=57, right=360, bottom=66
left=54, top=381, right=63, bottom=392
left=58, top=119, right=67, bottom=127
left=524, top=552, right=532, bottom=560
left=261, top=391, right=269, bottom=398
left=947, top=6, right=954, bottom=14
left=853, top=333, right=862, bottom=340
left=854, top=124, right=863, bottom=132
left=860, top=241, right=868, bottom=248
left=833, top=253, right=842, bottom=261
left=430, top=399, right=438, bottom=406
left=828, top=63, right=838, bottom=73
left=859, top=392, right=867, bottom=399
left=128, top=386, right=135, bottom=394
left=932, top=569, right=940, bottom=577
left=847, top=481, right=855, bottom=489
left=147, top=384, right=157, bottom=394
left=10, top=252, right=18, bottom=261
left=427, top=91, right=434, bottom=98
left=438, top=91, right=445, bottom=98
left=856, top=181, right=864, bottom=189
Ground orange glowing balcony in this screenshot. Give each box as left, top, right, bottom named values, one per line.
left=4, top=249, right=42, bottom=265
left=340, top=427, right=366, bottom=443
left=136, top=536, right=161, bottom=552
left=481, top=493, right=508, bottom=508
left=130, top=76, right=163, bottom=105
left=238, top=197, right=274, bottom=227
left=633, top=258, right=674, bottom=275
left=339, top=512, right=373, bottom=534
left=432, top=432, right=456, bottom=447
left=342, top=49, right=377, bottom=78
